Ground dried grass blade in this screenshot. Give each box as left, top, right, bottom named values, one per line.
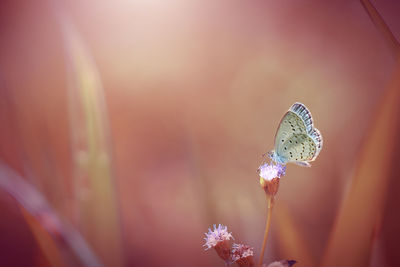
left=60, top=18, right=125, bottom=267
left=321, top=62, right=400, bottom=267
left=0, top=162, right=102, bottom=267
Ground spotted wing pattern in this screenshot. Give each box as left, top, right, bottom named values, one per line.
left=273, top=103, right=323, bottom=165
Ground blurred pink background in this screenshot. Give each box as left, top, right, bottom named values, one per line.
left=0, top=0, right=400, bottom=266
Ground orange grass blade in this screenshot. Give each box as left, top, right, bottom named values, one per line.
left=0, top=162, right=102, bottom=267
left=360, top=0, right=400, bottom=56
left=20, top=207, right=66, bottom=267
left=60, top=17, right=125, bottom=267
left=321, top=61, right=400, bottom=267
left=274, top=202, right=316, bottom=267
left=322, top=2, right=400, bottom=266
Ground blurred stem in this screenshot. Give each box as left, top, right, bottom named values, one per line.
left=360, top=0, right=400, bottom=56
left=257, top=194, right=274, bottom=267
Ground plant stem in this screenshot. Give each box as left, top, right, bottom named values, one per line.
left=257, top=194, right=274, bottom=267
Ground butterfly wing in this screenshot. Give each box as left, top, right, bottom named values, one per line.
left=273, top=103, right=323, bottom=165
left=290, top=102, right=323, bottom=158
left=273, top=111, right=305, bottom=163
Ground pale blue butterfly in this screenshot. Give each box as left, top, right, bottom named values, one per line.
left=269, top=102, right=323, bottom=167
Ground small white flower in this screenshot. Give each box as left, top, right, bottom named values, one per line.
left=203, top=224, right=233, bottom=250
left=259, top=163, right=286, bottom=181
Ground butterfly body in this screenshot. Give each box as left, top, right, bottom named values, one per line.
left=270, top=103, right=323, bottom=167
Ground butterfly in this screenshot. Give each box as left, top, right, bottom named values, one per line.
left=269, top=102, right=323, bottom=167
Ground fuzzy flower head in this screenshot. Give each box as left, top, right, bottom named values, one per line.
left=231, top=243, right=254, bottom=266
left=259, top=162, right=286, bottom=181
left=203, top=224, right=233, bottom=250
left=258, top=162, right=286, bottom=196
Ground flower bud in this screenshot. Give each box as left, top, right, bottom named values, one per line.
left=231, top=243, right=254, bottom=267
left=267, top=259, right=297, bottom=267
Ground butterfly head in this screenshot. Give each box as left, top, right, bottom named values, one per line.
left=268, top=150, right=287, bottom=165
